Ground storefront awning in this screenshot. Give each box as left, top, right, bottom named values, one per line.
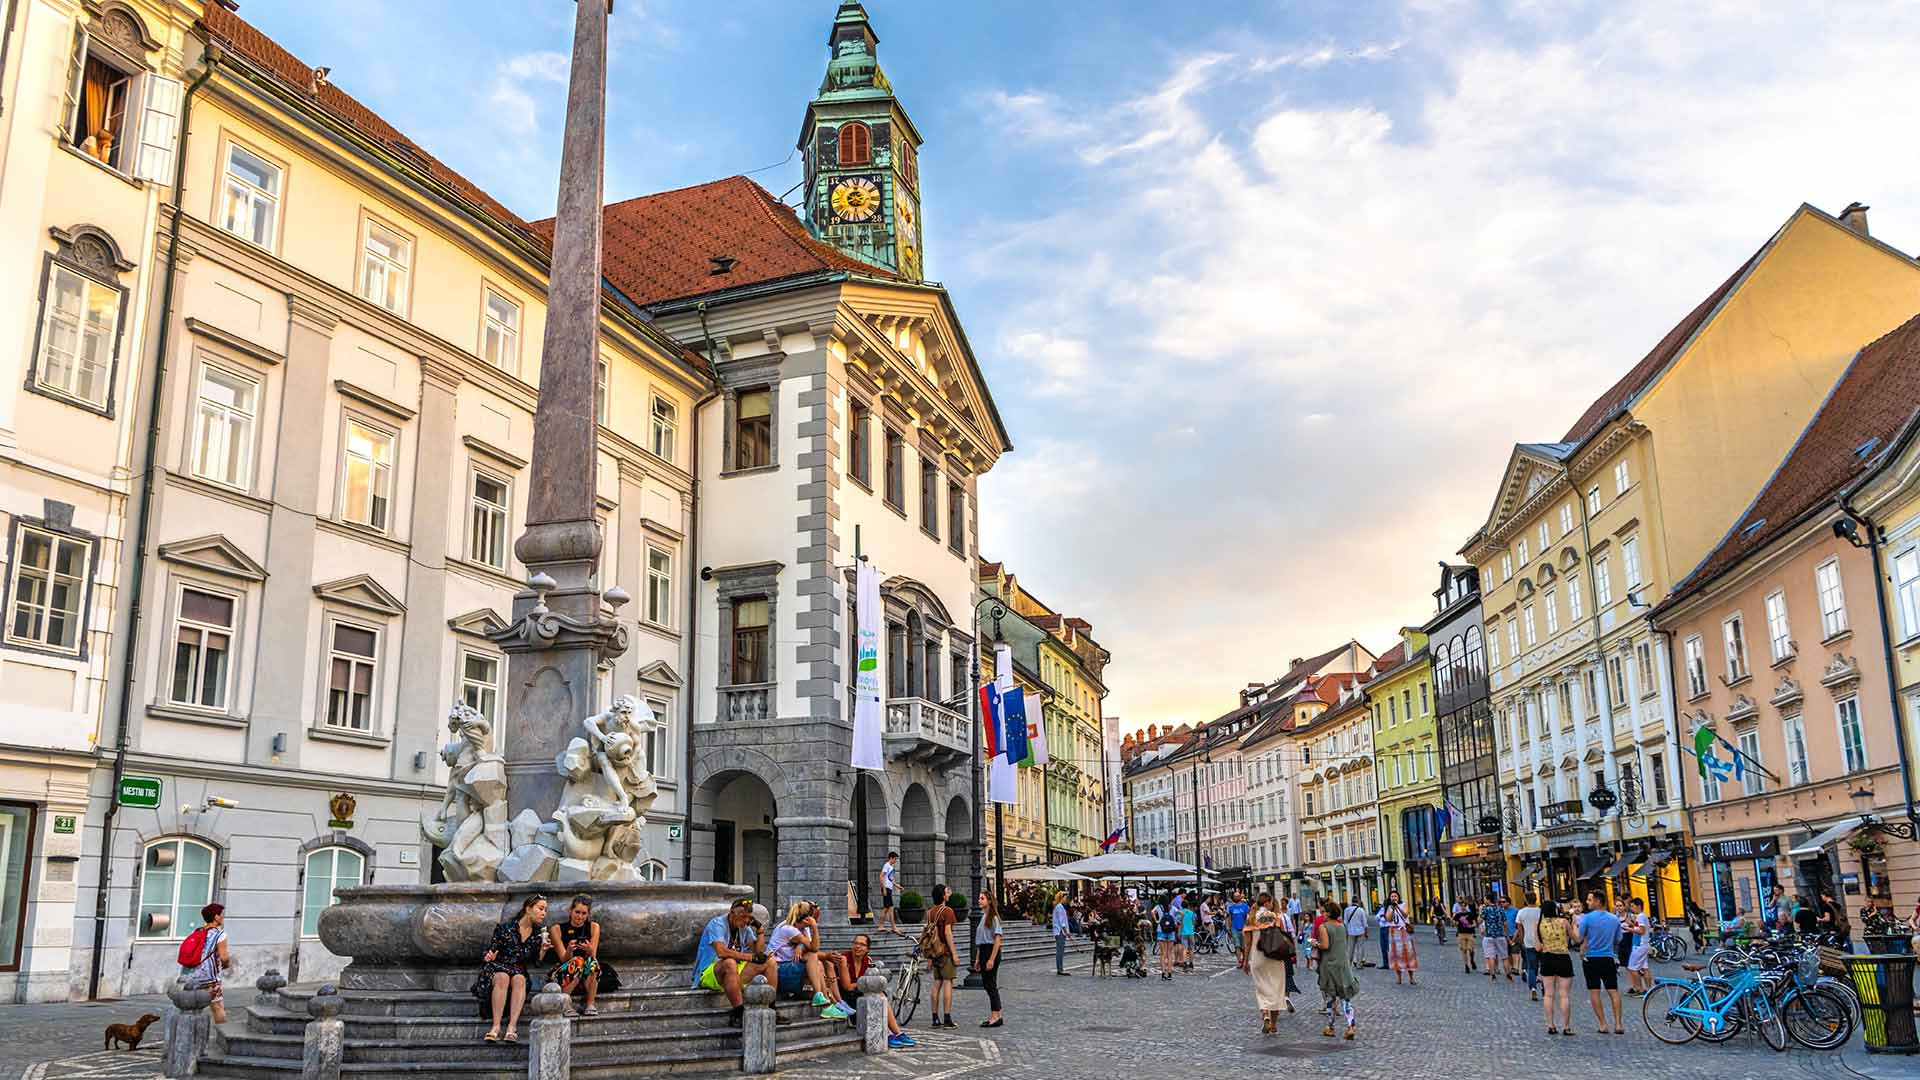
left=1575, top=849, right=1608, bottom=879
left=1631, top=848, right=1673, bottom=880
left=1602, top=850, right=1632, bottom=878
left=1788, top=815, right=1867, bottom=856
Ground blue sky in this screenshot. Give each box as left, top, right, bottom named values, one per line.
left=251, top=1, right=1920, bottom=732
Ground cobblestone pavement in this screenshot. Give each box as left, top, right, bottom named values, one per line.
left=11, top=944, right=1920, bottom=1080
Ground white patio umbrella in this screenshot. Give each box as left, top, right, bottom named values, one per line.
left=1002, top=865, right=1090, bottom=882
left=1052, top=852, right=1198, bottom=879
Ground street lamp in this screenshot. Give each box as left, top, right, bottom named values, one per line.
left=965, top=597, right=1006, bottom=991
left=1850, top=784, right=1918, bottom=839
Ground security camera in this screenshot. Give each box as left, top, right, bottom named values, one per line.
left=205, top=796, right=240, bottom=810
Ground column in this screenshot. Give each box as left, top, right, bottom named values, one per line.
left=389, top=357, right=460, bottom=780
left=248, top=297, right=337, bottom=767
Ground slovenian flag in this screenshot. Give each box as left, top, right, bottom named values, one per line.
left=1002, top=687, right=1031, bottom=766
left=979, top=683, right=1001, bottom=757
left=1100, top=825, right=1125, bottom=852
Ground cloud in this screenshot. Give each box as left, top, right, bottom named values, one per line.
left=488, top=51, right=570, bottom=137
left=1001, top=330, right=1093, bottom=398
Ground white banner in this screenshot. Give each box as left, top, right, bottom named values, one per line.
left=851, top=561, right=884, bottom=770
left=989, top=644, right=1017, bottom=803
left=1027, top=696, right=1049, bottom=767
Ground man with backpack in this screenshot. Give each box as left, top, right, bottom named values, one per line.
left=179, top=903, right=232, bottom=1024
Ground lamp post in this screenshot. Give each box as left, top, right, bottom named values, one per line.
left=965, top=597, right=1006, bottom=991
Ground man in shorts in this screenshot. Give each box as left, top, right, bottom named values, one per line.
left=1453, top=900, right=1478, bottom=972
left=1576, top=891, right=1624, bottom=1033
left=693, top=898, right=779, bottom=1026
left=1625, top=897, right=1653, bottom=995
left=1480, top=895, right=1510, bottom=981
left=877, top=852, right=901, bottom=935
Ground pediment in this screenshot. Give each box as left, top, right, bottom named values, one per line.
left=313, top=573, right=405, bottom=616
left=157, top=534, right=267, bottom=582
left=637, top=659, right=684, bottom=688
left=840, top=282, right=1010, bottom=467
left=447, top=607, right=508, bottom=639
left=1478, top=444, right=1574, bottom=546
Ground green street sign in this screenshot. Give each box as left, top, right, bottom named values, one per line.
left=117, top=776, right=162, bottom=809
left=52, top=815, right=77, bottom=834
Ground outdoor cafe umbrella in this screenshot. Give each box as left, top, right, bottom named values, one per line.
left=1053, top=853, right=1198, bottom=879
left=1002, top=865, right=1091, bottom=882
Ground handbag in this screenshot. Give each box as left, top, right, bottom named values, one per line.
left=1257, top=925, right=1297, bottom=962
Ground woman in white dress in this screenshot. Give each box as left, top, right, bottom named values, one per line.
left=1240, top=893, right=1296, bottom=1035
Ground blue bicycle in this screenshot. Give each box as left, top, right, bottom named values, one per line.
left=1642, top=960, right=1789, bottom=1051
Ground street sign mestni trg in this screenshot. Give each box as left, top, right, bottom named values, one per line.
left=117, top=776, right=162, bottom=809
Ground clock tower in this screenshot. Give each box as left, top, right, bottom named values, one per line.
left=798, top=1, right=924, bottom=281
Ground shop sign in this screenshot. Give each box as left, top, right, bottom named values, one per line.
left=1697, top=836, right=1779, bottom=863
left=117, top=776, right=161, bottom=809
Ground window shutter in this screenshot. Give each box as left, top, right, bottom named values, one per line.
left=57, top=27, right=88, bottom=141
left=134, top=73, right=184, bottom=182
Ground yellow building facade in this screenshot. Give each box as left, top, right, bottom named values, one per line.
left=1369, top=631, right=1442, bottom=912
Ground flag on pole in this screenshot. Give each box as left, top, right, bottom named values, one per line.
left=850, top=561, right=884, bottom=770
left=1435, top=803, right=1451, bottom=839
left=979, top=683, right=1001, bottom=757
left=1026, top=696, right=1049, bottom=767
left=1002, top=687, right=1031, bottom=766
left=1692, top=724, right=1717, bottom=779
left=1100, top=825, right=1125, bottom=852
left=989, top=645, right=1017, bottom=804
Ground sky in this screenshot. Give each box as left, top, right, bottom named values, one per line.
left=250, top=0, right=1920, bottom=737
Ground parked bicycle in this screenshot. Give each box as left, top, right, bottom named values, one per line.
left=1647, top=943, right=1856, bottom=1052
left=888, top=945, right=924, bottom=1025
left=1643, top=959, right=1789, bottom=1051
left=1861, top=906, right=1915, bottom=938
left=1647, top=922, right=1685, bottom=964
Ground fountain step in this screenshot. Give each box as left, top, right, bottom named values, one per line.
left=276, top=983, right=744, bottom=1019
left=245, top=998, right=829, bottom=1039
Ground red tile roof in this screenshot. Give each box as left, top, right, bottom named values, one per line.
left=977, top=561, right=1004, bottom=579
left=200, top=7, right=540, bottom=243
left=533, top=176, right=892, bottom=308
left=1560, top=246, right=1763, bottom=444
left=1663, top=310, right=1920, bottom=605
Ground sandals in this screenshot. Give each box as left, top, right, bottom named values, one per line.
left=483, top=1031, right=500, bottom=1043
left=1547, top=1026, right=1558, bottom=1035
left=1562, top=1030, right=1576, bottom=1037
left=504, top=1031, right=519, bottom=1043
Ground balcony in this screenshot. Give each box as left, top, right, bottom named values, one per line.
left=885, top=696, right=971, bottom=772
left=1537, top=798, right=1596, bottom=850
left=721, top=682, right=774, bottom=722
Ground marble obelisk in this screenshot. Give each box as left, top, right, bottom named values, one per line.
left=492, top=0, right=628, bottom=827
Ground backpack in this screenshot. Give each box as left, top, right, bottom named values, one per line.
left=916, top=918, right=948, bottom=959
left=1159, top=909, right=1178, bottom=936
left=1257, top=925, right=1297, bottom=962
left=178, top=926, right=212, bottom=970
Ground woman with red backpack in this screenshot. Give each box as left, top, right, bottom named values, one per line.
left=178, top=903, right=232, bottom=1023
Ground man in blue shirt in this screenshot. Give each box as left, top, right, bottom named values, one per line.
left=693, top=898, right=778, bottom=1026
left=1227, top=892, right=1252, bottom=960
left=1052, top=894, right=1072, bottom=975
left=1502, top=897, right=1522, bottom=980
left=1574, top=891, right=1624, bottom=1033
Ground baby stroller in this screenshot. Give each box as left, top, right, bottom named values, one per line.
left=1119, top=924, right=1150, bottom=978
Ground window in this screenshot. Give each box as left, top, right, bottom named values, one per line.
left=883, top=429, right=905, bottom=509
left=1614, top=459, right=1631, bottom=495
left=1783, top=715, right=1809, bottom=787
left=468, top=471, right=509, bottom=569
left=191, top=364, right=257, bottom=489
left=1560, top=503, right=1574, bottom=536
left=1815, top=558, right=1847, bottom=638
left=481, top=288, right=519, bottom=370
left=645, top=547, right=672, bottom=627
left=1608, top=654, right=1626, bottom=705
left=216, top=142, right=284, bottom=248
left=920, top=456, right=939, bottom=536
left=1837, top=696, right=1868, bottom=773
left=1700, top=758, right=1721, bottom=803
left=325, top=621, right=379, bottom=731
left=1526, top=789, right=1538, bottom=828
left=837, top=121, right=872, bottom=165
left=1523, top=605, right=1537, bottom=646
left=644, top=697, right=672, bottom=776
left=1765, top=590, right=1792, bottom=660
left=1594, top=557, right=1613, bottom=609
left=1723, top=614, right=1748, bottom=681
left=1419, top=683, right=1429, bottom=715
left=1622, top=536, right=1643, bottom=589
left=1895, top=549, right=1920, bottom=640
left=340, top=419, right=394, bottom=531
left=734, top=388, right=772, bottom=470
left=1567, top=574, right=1583, bottom=622
left=358, top=218, right=411, bottom=314
left=732, top=597, right=768, bottom=684
left=1587, top=487, right=1601, bottom=515
left=1500, top=554, right=1513, bottom=581
left=1388, top=698, right=1397, bottom=725
left=1738, top=731, right=1765, bottom=796
left=301, top=847, right=364, bottom=937
left=648, top=396, right=678, bottom=462
left=1544, top=588, right=1560, bottom=634
left=948, top=479, right=966, bottom=554
left=138, top=838, right=215, bottom=939
left=34, top=261, right=120, bottom=409
left=596, top=360, right=609, bottom=426
left=1517, top=539, right=1530, bottom=565
left=168, top=587, right=234, bottom=710
left=5, top=525, right=92, bottom=654
left=1487, top=626, right=1501, bottom=668
left=1650, top=753, right=1667, bottom=805
left=1507, top=617, right=1519, bottom=657
left=1558, top=682, right=1575, bottom=725
left=459, top=650, right=500, bottom=724
left=1402, top=689, right=1412, bottom=723
left=1684, top=636, right=1706, bottom=697
left=848, top=401, right=871, bottom=487
left=1538, top=521, right=1551, bottom=550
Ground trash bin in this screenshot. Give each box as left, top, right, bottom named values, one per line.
left=1867, top=934, right=1915, bottom=955
left=1848, top=954, right=1920, bottom=1054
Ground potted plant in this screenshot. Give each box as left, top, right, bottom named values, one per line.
left=898, top=890, right=926, bottom=924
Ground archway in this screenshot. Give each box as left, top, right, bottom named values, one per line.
left=944, top=794, right=972, bottom=893
left=899, top=783, right=936, bottom=901
left=846, top=773, right=892, bottom=920
left=699, top=771, right=780, bottom=913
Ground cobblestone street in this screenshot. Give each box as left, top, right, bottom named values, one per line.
left=11, top=939, right=1920, bottom=1080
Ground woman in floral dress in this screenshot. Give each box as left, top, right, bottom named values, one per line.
left=1383, top=890, right=1418, bottom=985
left=473, top=894, right=550, bottom=1042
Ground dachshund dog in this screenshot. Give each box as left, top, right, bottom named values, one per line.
left=104, top=1013, right=162, bottom=1050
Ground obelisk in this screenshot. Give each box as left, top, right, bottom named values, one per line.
left=493, top=0, right=627, bottom=827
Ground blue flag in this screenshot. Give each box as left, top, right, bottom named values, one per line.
left=1002, top=687, right=1030, bottom=765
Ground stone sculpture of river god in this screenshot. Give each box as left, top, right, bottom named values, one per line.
left=421, top=702, right=508, bottom=882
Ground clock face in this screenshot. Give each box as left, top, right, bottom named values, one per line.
left=831, top=176, right=882, bottom=223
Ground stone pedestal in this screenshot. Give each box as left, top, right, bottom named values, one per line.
left=741, top=975, right=777, bottom=1074
left=300, top=985, right=343, bottom=1080
left=525, top=983, right=572, bottom=1080
left=857, top=967, right=888, bottom=1053
left=254, top=969, right=288, bottom=1012
left=163, top=979, right=212, bottom=1078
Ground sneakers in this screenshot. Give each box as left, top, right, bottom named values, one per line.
left=821, top=1003, right=851, bottom=1021
left=811, top=993, right=832, bottom=1007
left=887, top=1033, right=917, bottom=1049
left=725, top=1006, right=744, bottom=1028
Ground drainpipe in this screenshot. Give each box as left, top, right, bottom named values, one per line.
left=1836, top=493, right=1920, bottom=830
left=88, top=47, right=221, bottom=1001
left=680, top=304, right=720, bottom=881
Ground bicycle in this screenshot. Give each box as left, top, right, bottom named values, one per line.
left=1647, top=922, right=1685, bottom=964
left=1642, top=960, right=1789, bottom=1051
left=1767, top=949, right=1857, bottom=1050
left=887, top=945, right=924, bottom=1026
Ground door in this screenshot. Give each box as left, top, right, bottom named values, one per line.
left=714, top=820, right=737, bottom=885
left=742, top=828, right=776, bottom=913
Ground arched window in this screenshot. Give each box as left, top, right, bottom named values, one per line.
left=301, top=846, right=366, bottom=936
left=837, top=122, right=872, bottom=166
left=638, top=859, right=669, bottom=881
left=1464, top=625, right=1485, bottom=680
left=138, top=837, right=217, bottom=939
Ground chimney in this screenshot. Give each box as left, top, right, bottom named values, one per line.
left=1840, top=202, right=1870, bottom=237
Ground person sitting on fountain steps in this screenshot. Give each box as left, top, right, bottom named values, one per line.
left=547, top=894, right=620, bottom=1016
left=474, top=894, right=551, bottom=1043
left=695, top=897, right=780, bottom=1027
left=770, top=900, right=854, bottom=1020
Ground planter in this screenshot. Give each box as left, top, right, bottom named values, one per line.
left=898, top=905, right=926, bottom=925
